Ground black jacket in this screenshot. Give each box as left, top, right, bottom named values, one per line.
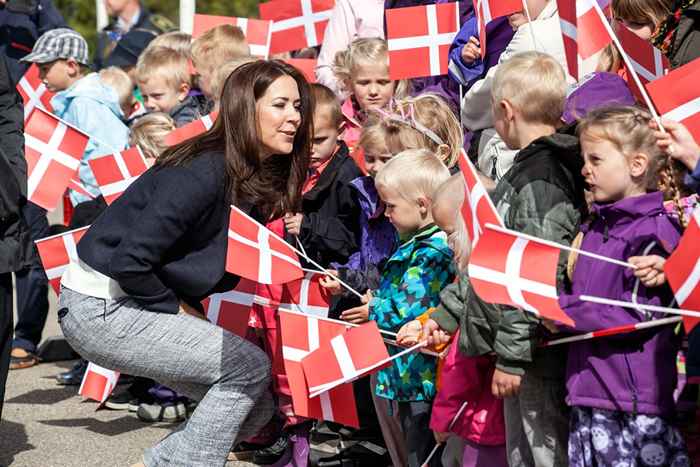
left=0, top=54, right=31, bottom=273
left=77, top=150, right=257, bottom=314
left=293, top=143, right=362, bottom=267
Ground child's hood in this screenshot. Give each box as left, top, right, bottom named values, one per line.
left=51, top=72, right=124, bottom=119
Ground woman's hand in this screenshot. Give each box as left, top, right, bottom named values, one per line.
left=422, top=318, right=451, bottom=346
left=284, top=212, right=304, bottom=236
left=651, top=119, right=700, bottom=172
left=179, top=301, right=206, bottom=320
left=397, top=320, right=423, bottom=346
left=319, top=270, right=343, bottom=296
left=461, top=36, right=481, bottom=65
left=340, top=290, right=372, bottom=324
left=628, top=255, right=667, bottom=288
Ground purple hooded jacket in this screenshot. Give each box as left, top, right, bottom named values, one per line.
left=559, top=191, right=683, bottom=417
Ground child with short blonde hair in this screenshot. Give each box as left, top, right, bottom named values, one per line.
left=129, top=113, right=176, bottom=161
left=191, top=25, right=250, bottom=100
left=136, top=46, right=206, bottom=127
left=147, top=31, right=193, bottom=58
left=209, top=57, right=258, bottom=111
left=99, top=66, right=134, bottom=119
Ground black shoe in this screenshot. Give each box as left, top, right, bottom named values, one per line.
left=253, top=433, right=289, bottom=465
left=55, top=359, right=88, bottom=385
left=104, top=388, right=140, bottom=411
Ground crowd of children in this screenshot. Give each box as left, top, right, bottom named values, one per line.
left=5, top=0, right=700, bottom=466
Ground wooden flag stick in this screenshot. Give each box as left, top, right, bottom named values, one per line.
left=543, top=316, right=682, bottom=347
left=277, top=306, right=398, bottom=338
left=420, top=401, right=470, bottom=467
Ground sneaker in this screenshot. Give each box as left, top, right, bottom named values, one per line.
left=136, top=401, right=187, bottom=422
left=253, top=433, right=289, bottom=465
left=229, top=442, right=267, bottom=462
left=104, top=388, right=140, bottom=412
left=9, top=348, right=39, bottom=370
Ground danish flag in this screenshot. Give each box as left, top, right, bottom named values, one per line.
left=202, top=278, right=262, bottom=337
left=557, top=0, right=612, bottom=79
left=280, top=271, right=331, bottom=317
left=616, top=24, right=668, bottom=86
left=35, top=226, right=90, bottom=294
left=164, top=111, right=218, bottom=146
left=664, top=209, right=700, bottom=332
left=17, top=63, right=54, bottom=122
left=25, top=108, right=89, bottom=211
left=285, top=58, right=318, bottom=83
left=88, top=146, right=149, bottom=205
left=226, top=205, right=304, bottom=285
left=302, top=321, right=389, bottom=395
left=472, top=0, right=523, bottom=59
left=646, top=58, right=700, bottom=144
left=279, top=309, right=359, bottom=427
left=260, top=0, right=335, bottom=54
left=386, top=2, right=461, bottom=80
left=468, top=225, right=575, bottom=326
left=79, top=362, right=120, bottom=404
left=193, top=14, right=273, bottom=58
left=458, top=150, right=503, bottom=247
left=68, top=178, right=95, bottom=200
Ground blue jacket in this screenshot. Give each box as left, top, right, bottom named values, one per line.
left=0, top=0, right=66, bottom=84
left=51, top=73, right=129, bottom=205
left=559, top=191, right=682, bottom=416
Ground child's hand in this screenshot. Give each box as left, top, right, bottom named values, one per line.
left=433, top=431, right=450, bottom=444
left=651, top=119, right=700, bottom=172
left=541, top=318, right=560, bottom=334
left=340, top=290, right=372, bottom=324
left=284, top=212, right=304, bottom=236
left=319, top=270, right=343, bottom=296
left=397, top=320, right=423, bottom=346
left=628, top=255, right=667, bottom=288
left=179, top=301, right=206, bottom=320
left=491, top=368, right=521, bottom=398
left=461, top=36, right=481, bottom=65
left=422, top=318, right=451, bottom=346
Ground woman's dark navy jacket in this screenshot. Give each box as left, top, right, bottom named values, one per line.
left=76, top=150, right=253, bottom=314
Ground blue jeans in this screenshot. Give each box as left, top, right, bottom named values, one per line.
left=58, top=287, right=274, bottom=467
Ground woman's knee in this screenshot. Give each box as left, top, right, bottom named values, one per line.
left=222, top=339, right=271, bottom=388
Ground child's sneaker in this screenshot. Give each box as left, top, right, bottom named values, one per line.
left=136, top=401, right=187, bottom=422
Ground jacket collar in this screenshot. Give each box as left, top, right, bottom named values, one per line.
left=590, top=191, right=665, bottom=226
left=349, top=176, right=384, bottom=219
left=388, top=224, right=449, bottom=263
left=304, top=142, right=350, bottom=201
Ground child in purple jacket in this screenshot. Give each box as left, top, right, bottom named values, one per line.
left=558, top=106, right=689, bottom=466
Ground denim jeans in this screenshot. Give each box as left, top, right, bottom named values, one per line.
left=58, top=287, right=274, bottom=467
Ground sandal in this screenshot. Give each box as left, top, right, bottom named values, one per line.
left=10, top=348, right=39, bottom=370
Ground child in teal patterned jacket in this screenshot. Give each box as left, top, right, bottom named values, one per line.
left=369, top=149, right=456, bottom=466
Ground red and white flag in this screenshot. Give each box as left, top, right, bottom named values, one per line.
left=458, top=150, right=503, bottom=247
left=285, top=58, right=318, bottom=83
left=646, top=57, right=700, bottom=144
left=202, top=278, right=262, bottom=337
left=35, top=226, right=90, bottom=294
left=68, top=178, right=95, bottom=200
left=616, top=24, right=668, bottom=85
left=25, top=108, right=89, bottom=211
left=226, top=205, right=304, bottom=285
left=79, top=362, right=120, bottom=404
left=386, top=2, right=461, bottom=80
left=664, top=209, right=700, bottom=332
left=193, top=14, right=273, bottom=57
left=557, top=0, right=613, bottom=79
left=260, top=0, right=335, bottom=54
left=17, top=63, right=54, bottom=122
left=279, top=309, right=359, bottom=427
left=164, top=111, right=218, bottom=146
left=301, top=321, right=389, bottom=395
left=468, top=226, right=575, bottom=326
left=473, top=0, right=522, bottom=59
left=280, top=271, right=331, bottom=317
left=88, top=146, right=149, bottom=205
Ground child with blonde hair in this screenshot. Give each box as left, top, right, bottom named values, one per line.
left=370, top=149, right=455, bottom=467
left=129, top=113, right=176, bottom=161
left=147, top=31, right=193, bottom=58
left=191, top=25, right=250, bottom=100
left=558, top=106, right=688, bottom=466
left=209, top=57, right=258, bottom=111
left=332, top=37, right=409, bottom=150
left=99, top=66, right=135, bottom=119
left=136, top=45, right=206, bottom=126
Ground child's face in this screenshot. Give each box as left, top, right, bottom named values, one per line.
left=619, top=20, right=655, bottom=41
left=38, top=59, right=78, bottom=92
left=364, top=151, right=394, bottom=178
left=139, top=77, right=188, bottom=114
left=377, top=185, right=428, bottom=235
left=350, top=60, right=395, bottom=112
left=580, top=134, right=645, bottom=203
left=311, top=106, right=341, bottom=169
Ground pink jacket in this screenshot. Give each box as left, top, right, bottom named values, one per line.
left=316, top=0, right=386, bottom=97
left=430, top=332, right=506, bottom=446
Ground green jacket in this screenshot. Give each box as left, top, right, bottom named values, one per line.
left=369, top=224, right=455, bottom=401
left=431, top=132, right=586, bottom=377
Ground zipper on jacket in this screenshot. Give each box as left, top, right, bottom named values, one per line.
left=623, top=353, right=639, bottom=416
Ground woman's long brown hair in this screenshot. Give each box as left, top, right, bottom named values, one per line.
left=157, top=60, right=312, bottom=220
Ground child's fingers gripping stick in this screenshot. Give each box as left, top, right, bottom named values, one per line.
left=628, top=255, right=667, bottom=287
left=319, top=273, right=343, bottom=296
left=340, top=303, right=370, bottom=324
left=461, top=36, right=481, bottom=65
left=397, top=320, right=423, bottom=346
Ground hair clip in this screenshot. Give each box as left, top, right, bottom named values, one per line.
left=372, top=103, right=445, bottom=147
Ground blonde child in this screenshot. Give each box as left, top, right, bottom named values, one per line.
left=147, top=31, right=193, bottom=58
left=370, top=149, right=455, bottom=467
left=332, top=37, right=409, bottom=151
left=557, top=106, right=689, bottom=466
left=136, top=46, right=206, bottom=127
left=191, top=25, right=250, bottom=101
left=129, top=113, right=176, bottom=161
left=99, top=66, right=135, bottom=119
left=209, top=57, right=258, bottom=111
